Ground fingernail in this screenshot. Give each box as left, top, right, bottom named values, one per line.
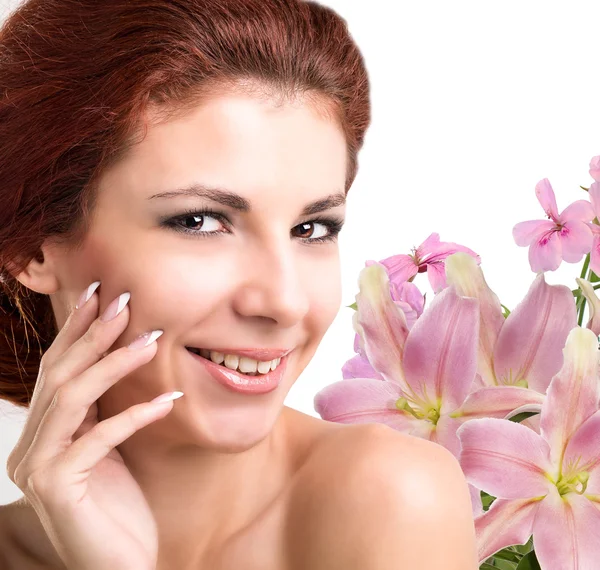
left=76, top=281, right=101, bottom=309
left=151, top=391, right=184, bottom=404
left=128, top=329, right=164, bottom=350
left=100, top=292, right=131, bottom=322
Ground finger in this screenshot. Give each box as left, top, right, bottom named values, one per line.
left=16, top=336, right=162, bottom=475
left=8, top=292, right=132, bottom=477
left=60, top=392, right=183, bottom=484
left=38, top=281, right=102, bottom=370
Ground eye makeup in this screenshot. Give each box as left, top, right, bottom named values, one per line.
left=159, top=207, right=345, bottom=244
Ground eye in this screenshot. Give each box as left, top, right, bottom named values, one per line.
left=162, top=208, right=345, bottom=244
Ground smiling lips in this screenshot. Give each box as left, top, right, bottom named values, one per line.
left=185, top=347, right=294, bottom=361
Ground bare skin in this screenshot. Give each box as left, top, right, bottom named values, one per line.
left=1, top=408, right=362, bottom=570
left=3, top=87, right=352, bottom=568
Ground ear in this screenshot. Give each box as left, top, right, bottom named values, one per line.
left=7, top=243, right=61, bottom=295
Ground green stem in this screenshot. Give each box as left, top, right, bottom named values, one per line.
left=580, top=252, right=591, bottom=279
left=577, top=253, right=592, bottom=327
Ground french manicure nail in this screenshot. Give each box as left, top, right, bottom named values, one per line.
left=151, top=391, right=184, bottom=404
left=76, top=281, right=101, bottom=310
left=128, top=329, right=164, bottom=350
left=100, top=292, right=131, bottom=322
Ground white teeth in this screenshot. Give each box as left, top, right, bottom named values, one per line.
left=191, top=348, right=282, bottom=375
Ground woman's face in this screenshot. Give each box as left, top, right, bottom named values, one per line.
left=50, top=92, right=347, bottom=446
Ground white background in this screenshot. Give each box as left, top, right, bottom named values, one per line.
left=2, top=0, right=599, bottom=504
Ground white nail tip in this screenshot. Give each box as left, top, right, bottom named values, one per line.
left=115, top=292, right=131, bottom=316
left=152, top=390, right=184, bottom=404
left=145, top=329, right=164, bottom=346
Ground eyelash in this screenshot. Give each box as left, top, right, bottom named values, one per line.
left=162, top=207, right=345, bottom=244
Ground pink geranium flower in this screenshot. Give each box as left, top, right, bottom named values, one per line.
left=583, top=181, right=600, bottom=278
left=457, top=327, right=600, bottom=568
left=590, top=155, right=600, bottom=181
left=366, top=232, right=480, bottom=293
left=513, top=178, right=594, bottom=272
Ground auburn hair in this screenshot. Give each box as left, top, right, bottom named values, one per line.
left=0, top=0, right=371, bottom=408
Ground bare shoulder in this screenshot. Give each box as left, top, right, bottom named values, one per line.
left=0, top=498, right=65, bottom=570
left=0, top=501, right=24, bottom=570
left=287, top=423, right=478, bottom=570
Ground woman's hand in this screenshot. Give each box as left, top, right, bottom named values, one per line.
left=5, top=282, right=182, bottom=570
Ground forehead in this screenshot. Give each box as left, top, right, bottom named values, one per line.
left=99, top=93, right=347, bottom=206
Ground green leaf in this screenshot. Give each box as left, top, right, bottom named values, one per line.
left=590, top=270, right=600, bottom=283
left=515, top=550, right=541, bottom=570
left=493, top=559, right=519, bottom=570
left=492, top=548, right=522, bottom=563
left=501, top=304, right=511, bottom=318
left=509, top=411, right=538, bottom=423
left=513, top=536, right=534, bottom=555
left=347, top=301, right=357, bottom=310
left=480, top=491, right=496, bottom=510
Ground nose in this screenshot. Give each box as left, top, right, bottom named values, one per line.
left=232, top=241, right=310, bottom=327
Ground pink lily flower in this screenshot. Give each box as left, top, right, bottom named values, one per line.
left=365, top=232, right=481, bottom=293
left=590, top=155, right=600, bottom=181
left=342, top=280, right=425, bottom=381
left=457, top=327, right=600, bottom=568
left=313, top=261, right=545, bottom=517
left=513, top=178, right=594, bottom=273
left=575, top=278, right=600, bottom=337
left=445, top=252, right=578, bottom=434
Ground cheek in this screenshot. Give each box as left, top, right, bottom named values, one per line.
left=306, top=257, right=342, bottom=330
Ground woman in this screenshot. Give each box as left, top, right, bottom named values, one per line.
left=0, top=0, right=478, bottom=568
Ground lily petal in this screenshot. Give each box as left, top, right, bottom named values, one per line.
left=473, top=497, right=540, bottom=564
left=575, top=278, right=600, bottom=337
left=369, top=254, right=418, bottom=288
left=493, top=273, right=577, bottom=394
left=469, top=485, right=484, bottom=519
left=513, top=219, right=556, bottom=247
left=341, top=354, right=385, bottom=381
left=561, top=409, right=600, bottom=489
left=520, top=413, right=542, bottom=435
left=535, top=178, right=560, bottom=220
left=402, top=285, right=479, bottom=415
left=451, top=386, right=545, bottom=420
left=532, top=485, right=600, bottom=570
left=560, top=199, right=595, bottom=223
left=445, top=252, right=505, bottom=387
left=432, top=415, right=465, bottom=459
left=457, top=417, right=553, bottom=499
left=559, top=220, right=594, bottom=263
left=529, top=228, right=562, bottom=272
left=353, top=263, right=411, bottom=389
left=313, top=377, right=414, bottom=430
left=540, top=327, right=600, bottom=468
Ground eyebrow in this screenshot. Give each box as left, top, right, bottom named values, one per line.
left=148, top=184, right=346, bottom=216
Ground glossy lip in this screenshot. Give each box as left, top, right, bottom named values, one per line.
left=185, top=347, right=294, bottom=361
left=186, top=348, right=292, bottom=394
